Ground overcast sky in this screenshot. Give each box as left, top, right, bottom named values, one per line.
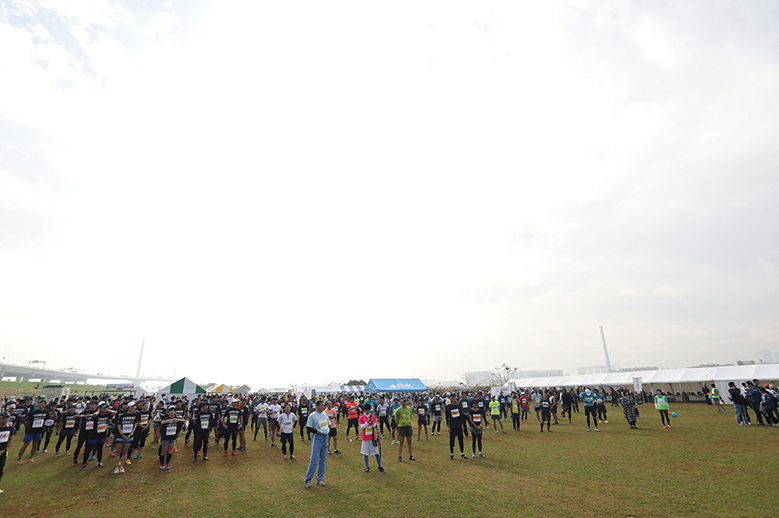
left=1, top=1, right=777, bottom=389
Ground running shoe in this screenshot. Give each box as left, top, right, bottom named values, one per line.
left=97, top=462, right=103, bottom=468
left=125, top=460, right=132, bottom=465
left=114, top=467, right=120, bottom=474
left=479, top=453, right=485, bottom=458
left=316, top=481, right=325, bottom=486
left=334, top=450, right=341, bottom=454
left=378, top=466, right=384, bottom=472
left=223, top=452, right=228, bottom=457
left=232, top=451, right=237, bottom=456
left=81, top=465, right=87, bottom=471
left=172, top=448, right=179, bottom=453
left=65, top=452, right=71, bottom=456
left=409, top=456, right=415, bottom=461
left=120, top=466, right=125, bottom=473
left=460, top=454, right=467, bottom=459
left=43, top=449, right=48, bottom=453
left=55, top=452, right=60, bottom=457
left=28, top=459, right=34, bottom=463
left=291, top=455, right=295, bottom=460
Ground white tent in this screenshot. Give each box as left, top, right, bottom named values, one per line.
left=508, top=364, right=779, bottom=404
left=158, top=377, right=207, bottom=400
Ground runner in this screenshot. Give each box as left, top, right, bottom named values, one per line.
left=324, top=400, right=341, bottom=455
left=81, top=402, right=114, bottom=470
left=159, top=406, right=186, bottom=470
left=113, top=401, right=139, bottom=474
left=531, top=389, right=542, bottom=423
left=131, top=400, right=152, bottom=460
left=376, top=397, right=391, bottom=439
left=510, top=392, right=521, bottom=431
left=498, top=393, right=508, bottom=420
left=54, top=405, right=78, bottom=457
left=416, top=399, right=430, bottom=441
left=254, top=397, right=269, bottom=441
left=710, top=383, right=726, bottom=412
left=489, top=396, right=505, bottom=433
left=539, top=393, right=551, bottom=432
left=561, top=389, right=574, bottom=423
left=40, top=401, right=58, bottom=453
left=73, top=400, right=97, bottom=465
left=345, top=397, right=361, bottom=442
left=297, top=395, right=311, bottom=442
left=222, top=399, right=242, bottom=456
left=277, top=403, right=298, bottom=460
left=16, top=399, right=48, bottom=464
left=267, top=397, right=282, bottom=448
left=303, top=400, right=330, bottom=488
left=654, top=389, right=671, bottom=429
left=389, top=397, right=400, bottom=445
left=430, top=396, right=444, bottom=436
left=359, top=402, right=383, bottom=473
left=0, top=411, right=17, bottom=494
left=394, top=397, right=414, bottom=462
left=468, top=400, right=485, bottom=458
left=238, top=398, right=250, bottom=451
left=445, top=393, right=467, bottom=460
left=519, top=391, right=530, bottom=424
left=192, top=401, right=213, bottom=462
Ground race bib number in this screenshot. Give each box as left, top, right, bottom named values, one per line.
left=364, top=429, right=373, bottom=438
left=473, top=415, right=481, bottom=423
left=166, top=425, right=177, bottom=436
left=122, top=424, right=133, bottom=434
left=201, top=417, right=210, bottom=429
left=140, top=416, right=149, bottom=426
left=418, top=408, right=425, bottom=415
left=229, top=415, right=237, bottom=424
left=0, top=430, right=10, bottom=442
left=85, top=421, right=94, bottom=431
left=65, top=417, right=76, bottom=428
left=97, top=423, right=107, bottom=434
left=477, top=402, right=483, bottom=408
left=379, top=409, right=387, bottom=416
left=33, top=418, right=44, bottom=428
left=44, top=419, right=55, bottom=426
left=318, top=418, right=329, bottom=434
left=435, top=405, right=441, bottom=411
left=451, top=409, right=460, bottom=418
left=301, top=408, right=308, bottom=414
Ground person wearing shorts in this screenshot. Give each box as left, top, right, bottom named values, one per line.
left=113, top=401, right=139, bottom=474
left=0, top=411, right=18, bottom=493
left=416, top=400, right=430, bottom=441
left=389, top=398, right=400, bottom=444
left=394, top=398, right=414, bottom=461
left=430, top=396, right=444, bottom=436
left=345, top=398, right=361, bottom=442
left=375, top=397, right=391, bottom=438
left=254, top=397, right=268, bottom=441
left=324, top=400, right=341, bottom=455
left=159, top=406, right=185, bottom=470
left=16, top=400, right=48, bottom=464
left=267, top=397, right=282, bottom=447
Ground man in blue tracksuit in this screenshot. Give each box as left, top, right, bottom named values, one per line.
left=303, top=400, right=330, bottom=488
left=745, top=381, right=765, bottom=425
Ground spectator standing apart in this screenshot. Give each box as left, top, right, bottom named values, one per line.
left=579, top=388, right=599, bottom=432
left=701, top=384, right=712, bottom=406
left=727, top=382, right=751, bottom=425
left=394, top=397, right=414, bottom=462
left=610, top=388, right=620, bottom=407
left=359, top=403, right=383, bottom=473
left=621, top=390, right=638, bottom=429
left=303, top=400, right=330, bottom=488
left=561, top=390, right=573, bottom=423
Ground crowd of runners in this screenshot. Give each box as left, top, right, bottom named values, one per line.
left=1, top=380, right=777, bottom=492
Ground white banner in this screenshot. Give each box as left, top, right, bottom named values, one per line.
left=632, top=377, right=643, bottom=393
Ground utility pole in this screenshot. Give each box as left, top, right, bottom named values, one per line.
left=136, top=338, right=145, bottom=378
left=600, top=326, right=613, bottom=373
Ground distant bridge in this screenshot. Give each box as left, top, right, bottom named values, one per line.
left=0, top=362, right=173, bottom=386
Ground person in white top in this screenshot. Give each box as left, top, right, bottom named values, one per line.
left=267, top=397, right=283, bottom=448
left=277, top=405, right=298, bottom=459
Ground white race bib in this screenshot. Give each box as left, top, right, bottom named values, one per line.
left=166, top=425, right=177, bottom=436
left=318, top=418, right=329, bottom=434
left=85, top=421, right=94, bottom=431
left=44, top=419, right=55, bottom=426
left=418, top=408, right=425, bottom=415
left=473, top=415, right=481, bottom=423
left=229, top=415, right=237, bottom=424
left=33, top=418, right=44, bottom=428
left=97, top=423, right=107, bottom=434
left=122, top=424, right=133, bottom=434
left=0, top=430, right=10, bottom=442
left=451, top=409, right=460, bottom=418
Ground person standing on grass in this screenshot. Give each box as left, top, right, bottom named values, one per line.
left=654, top=390, right=671, bottom=429
left=55, top=405, right=78, bottom=457
left=345, top=397, right=361, bottom=442
left=359, top=403, right=383, bottom=473
left=192, top=401, right=213, bottom=462
left=416, top=398, right=430, bottom=441
left=621, top=390, right=638, bottom=429
left=489, top=396, right=506, bottom=433
left=539, top=393, right=551, bottom=432
left=0, top=411, right=17, bottom=494
left=531, top=389, right=542, bottom=423
left=468, top=400, right=485, bottom=457
left=389, top=397, right=401, bottom=445
left=430, top=395, right=444, bottom=436
left=610, top=388, right=620, bottom=407
left=324, top=400, right=341, bottom=455
left=579, top=388, right=599, bottom=432
left=277, top=403, right=298, bottom=459
left=519, top=392, right=530, bottom=424
left=297, top=395, right=311, bottom=443
left=40, top=401, right=58, bottom=453
left=267, top=397, right=283, bottom=447
left=16, top=399, right=48, bottom=464
left=159, top=406, right=186, bottom=470
left=727, top=382, right=751, bottom=425
left=73, top=400, right=98, bottom=464
left=759, top=387, right=778, bottom=426
left=222, top=399, right=242, bottom=456
left=394, top=397, right=414, bottom=461
left=510, top=392, right=521, bottom=431
left=710, top=383, right=726, bottom=412
left=561, top=389, right=573, bottom=423
left=254, top=397, right=269, bottom=441
left=303, top=400, right=330, bottom=488
left=445, top=393, right=467, bottom=460
left=594, top=389, right=608, bottom=424
left=82, top=402, right=114, bottom=470
left=113, top=401, right=139, bottom=474
left=744, top=382, right=766, bottom=425
left=376, top=397, right=391, bottom=439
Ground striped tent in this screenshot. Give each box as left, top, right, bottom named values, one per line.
left=214, top=384, right=235, bottom=394
left=158, top=377, right=206, bottom=399
left=339, top=385, right=365, bottom=393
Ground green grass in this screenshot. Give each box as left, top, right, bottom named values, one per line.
left=2, top=404, right=777, bottom=517
left=0, top=381, right=114, bottom=399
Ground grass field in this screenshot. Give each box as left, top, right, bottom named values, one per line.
left=0, top=381, right=114, bottom=399
left=2, top=403, right=777, bottom=517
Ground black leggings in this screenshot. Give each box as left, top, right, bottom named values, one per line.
left=224, top=428, right=238, bottom=452
left=255, top=419, right=267, bottom=439
left=43, top=427, right=55, bottom=450
left=471, top=430, right=482, bottom=453
left=346, top=418, right=359, bottom=437
left=56, top=431, right=74, bottom=453
left=379, top=416, right=390, bottom=435
left=511, top=413, right=520, bottom=430
left=659, top=411, right=670, bottom=426
left=73, top=432, right=88, bottom=460
left=281, top=432, right=294, bottom=455
left=193, top=431, right=209, bottom=457
left=585, top=406, right=598, bottom=427
left=299, top=420, right=310, bottom=440
left=449, top=427, right=464, bottom=454
left=83, top=440, right=104, bottom=465
left=597, top=406, right=608, bottom=421
left=431, top=419, right=441, bottom=434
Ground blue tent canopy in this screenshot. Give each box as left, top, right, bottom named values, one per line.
left=364, top=378, right=427, bottom=393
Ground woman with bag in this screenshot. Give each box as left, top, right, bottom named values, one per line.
left=358, top=403, right=384, bottom=473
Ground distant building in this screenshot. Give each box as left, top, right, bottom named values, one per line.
left=579, top=366, right=608, bottom=375
left=735, top=360, right=756, bottom=366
